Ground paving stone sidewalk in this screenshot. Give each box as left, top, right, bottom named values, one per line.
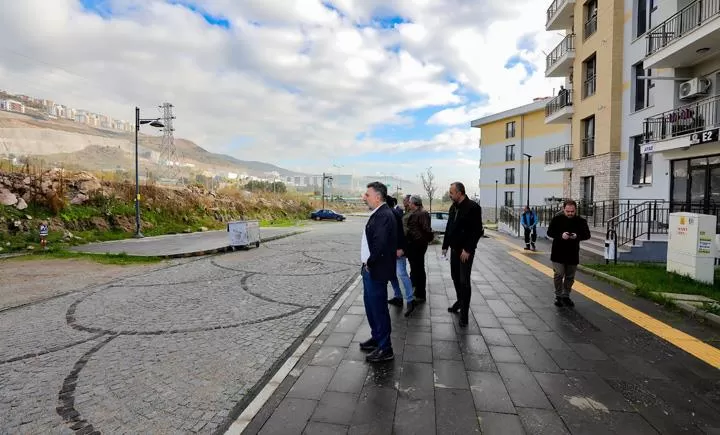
left=244, top=238, right=720, bottom=435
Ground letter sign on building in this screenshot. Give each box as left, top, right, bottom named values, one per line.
left=689, top=128, right=719, bottom=146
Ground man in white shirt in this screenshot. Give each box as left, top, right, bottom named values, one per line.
left=359, top=181, right=398, bottom=363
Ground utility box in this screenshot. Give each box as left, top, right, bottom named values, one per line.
left=228, top=220, right=261, bottom=248
left=666, top=212, right=717, bottom=284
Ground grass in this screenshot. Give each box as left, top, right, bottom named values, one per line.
left=8, top=248, right=164, bottom=265
left=585, top=262, right=720, bottom=303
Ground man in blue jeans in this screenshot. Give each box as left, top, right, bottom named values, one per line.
left=359, top=181, right=397, bottom=363
left=385, top=196, right=415, bottom=317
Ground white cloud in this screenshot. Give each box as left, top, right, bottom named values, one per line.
left=0, top=0, right=564, bottom=190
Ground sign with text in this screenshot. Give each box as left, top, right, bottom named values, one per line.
left=689, top=128, right=719, bottom=146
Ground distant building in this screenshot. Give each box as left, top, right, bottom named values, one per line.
left=0, top=99, right=25, bottom=114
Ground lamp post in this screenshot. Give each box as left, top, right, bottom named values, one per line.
left=134, top=107, right=164, bottom=238
left=495, top=180, right=498, bottom=223
left=523, top=153, right=532, bottom=208
left=321, top=172, right=333, bottom=209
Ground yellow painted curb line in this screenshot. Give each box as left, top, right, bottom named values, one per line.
left=505, top=247, right=720, bottom=369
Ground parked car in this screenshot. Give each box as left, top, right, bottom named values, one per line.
left=430, top=211, right=450, bottom=233
left=310, top=209, right=346, bottom=221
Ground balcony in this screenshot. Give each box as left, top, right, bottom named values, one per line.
left=545, top=144, right=573, bottom=171
left=644, top=0, right=720, bottom=69
left=546, top=0, right=575, bottom=31
left=544, top=90, right=574, bottom=124
left=546, top=34, right=575, bottom=77
left=642, top=94, right=720, bottom=153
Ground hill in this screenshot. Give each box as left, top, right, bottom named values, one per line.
left=0, top=109, right=304, bottom=177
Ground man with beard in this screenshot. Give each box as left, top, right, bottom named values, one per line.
left=442, top=182, right=484, bottom=327
left=359, top=182, right=397, bottom=362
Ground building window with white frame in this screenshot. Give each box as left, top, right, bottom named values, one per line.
left=505, top=144, right=515, bottom=161
left=584, top=0, right=598, bottom=39
left=504, top=191, right=514, bottom=207
left=632, top=135, right=653, bottom=184
left=633, top=63, right=654, bottom=111
left=505, top=121, right=516, bottom=138
left=505, top=168, right=515, bottom=184
left=582, top=54, right=597, bottom=98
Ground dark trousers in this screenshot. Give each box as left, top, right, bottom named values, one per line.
left=450, top=248, right=474, bottom=321
left=407, top=244, right=428, bottom=299
left=552, top=262, right=577, bottom=297
left=524, top=227, right=537, bottom=246
left=361, top=266, right=392, bottom=350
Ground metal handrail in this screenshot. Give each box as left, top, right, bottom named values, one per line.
left=546, top=34, right=575, bottom=71
left=546, top=0, right=569, bottom=25
left=545, top=144, right=573, bottom=165
left=646, top=0, right=720, bottom=56
left=643, top=93, right=719, bottom=142
left=545, top=90, right=573, bottom=117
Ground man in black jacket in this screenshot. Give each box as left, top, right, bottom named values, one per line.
left=386, top=196, right=416, bottom=317
left=546, top=199, right=591, bottom=307
left=442, top=182, right=484, bottom=326
left=359, top=182, right=398, bottom=362
left=406, top=195, right=433, bottom=302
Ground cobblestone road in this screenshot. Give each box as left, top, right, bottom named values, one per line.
left=0, top=220, right=362, bottom=434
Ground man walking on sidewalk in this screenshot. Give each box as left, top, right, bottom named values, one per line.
left=406, top=195, right=433, bottom=303
left=385, top=196, right=416, bottom=317
left=521, top=206, right=538, bottom=251
left=360, top=182, right=397, bottom=362
left=546, top=199, right=591, bottom=307
left=442, top=182, right=484, bottom=327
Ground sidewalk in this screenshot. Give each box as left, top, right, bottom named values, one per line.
left=70, top=227, right=307, bottom=257
left=240, top=238, right=720, bottom=435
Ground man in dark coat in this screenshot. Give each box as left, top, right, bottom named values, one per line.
left=546, top=199, right=591, bottom=307
left=359, top=181, right=398, bottom=362
left=441, top=182, right=484, bottom=327
left=406, top=195, right=433, bottom=303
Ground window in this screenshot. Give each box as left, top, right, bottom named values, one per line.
left=648, top=0, right=658, bottom=28
left=505, top=145, right=515, bottom=161
left=633, top=63, right=654, bottom=111
left=584, top=0, right=598, bottom=39
left=636, top=0, right=647, bottom=37
left=505, top=121, right=516, bottom=138
left=582, top=54, right=597, bottom=98
left=632, top=135, right=653, bottom=184
left=581, top=176, right=594, bottom=204
left=504, top=191, right=514, bottom=207
left=505, top=168, right=515, bottom=184
left=582, top=116, right=595, bottom=157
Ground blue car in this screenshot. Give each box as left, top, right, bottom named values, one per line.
left=311, top=209, right=346, bottom=221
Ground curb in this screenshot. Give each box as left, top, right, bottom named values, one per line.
left=576, top=265, right=638, bottom=291
left=578, top=265, right=720, bottom=330
left=73, top=230, right=309, bottom=259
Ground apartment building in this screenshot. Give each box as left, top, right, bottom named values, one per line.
left=471, top=98, right=570, bottom=221
left=0, top=99, right=25, bottom=114
left=627, top=0, right=720, bottom=222
left=544, top=0, right=626, bottom=204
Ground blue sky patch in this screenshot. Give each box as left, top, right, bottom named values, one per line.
left=167, top=1, right=231, bottom=28
left=79, top=0, right=113, bottom=18
left=516, top=33, right=538, bottom=51
left=505, top=55, right=536, bottom=82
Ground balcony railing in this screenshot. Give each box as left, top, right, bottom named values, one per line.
left=545, top=89, right=573, bottom=117
left=581, top=137, right=595, bottom=156
left=546, top=34, right=575, bottom=71
left=546, top=0, right=569, bottom=26
left=643, top=94, right=720, bottom=142
left=545, top=144, right=573, bottom=165
left=583, top=75, right=596, bottom=98
left=584, top=14, right=598, bottom=39
left=646, top=0, right=720, bottom=56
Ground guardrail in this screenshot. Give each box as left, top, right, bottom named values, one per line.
left=545, top=144, right=573, bottom=165
left=545, top=90, right=573, bottom=118
left=646, top=0, right=720, bottom=56
left=546, top=34, right=575, bottom=71
left=643, top=94, right=719, bottom=142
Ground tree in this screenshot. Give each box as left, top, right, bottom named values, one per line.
left=420, top=167, right=438, bottom=212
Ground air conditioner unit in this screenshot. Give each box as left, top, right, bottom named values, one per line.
left=679, top=78, right=711, bottom=100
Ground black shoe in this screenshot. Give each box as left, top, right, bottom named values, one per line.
left=366, top=348, right=394, bottom=363
left=388, top=297, right=403, bottom=307
left=404, top=300, right=416, bottom=317
left=562, top=297, right=575, bottom=307
left=554, top=298, right=564, bottom=307
left=359, top=338, right=378, bottom=352
left=524, top=246, right=530, bottom=250
left=531, top=243, right=536, bottom=251
left=459, top=317, right=468, bottom=327
left=448, top=301, right=460, bottom=313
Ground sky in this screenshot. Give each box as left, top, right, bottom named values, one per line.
left=0, top=0, right=564, bottom=194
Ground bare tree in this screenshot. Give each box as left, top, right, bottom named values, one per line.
left=420, top=166, right=437, bottom=212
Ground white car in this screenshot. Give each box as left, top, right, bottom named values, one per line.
left=430, top=211, right=450, bottom=233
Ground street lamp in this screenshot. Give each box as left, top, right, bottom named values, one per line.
left=134, top=106, right=164, bottom=238
left=495, top=180, right=498, bottom=224
left=321, top=172, right=333, bottom=209
left=523, top=153, right=532, bottom=208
